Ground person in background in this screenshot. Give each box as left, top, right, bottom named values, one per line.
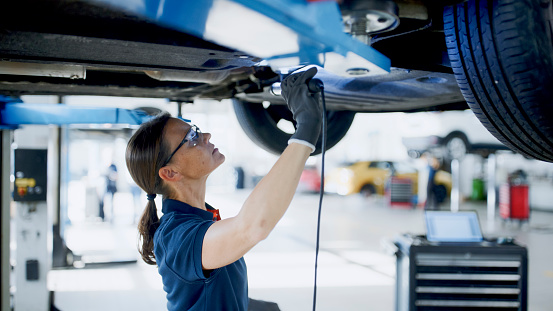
left=99, top=163, right=118, bottom=222
left=125, top=67, right=321, bottom=310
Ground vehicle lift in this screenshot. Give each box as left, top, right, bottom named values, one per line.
left=0, top=96, right=151, bottom=311
left=90, top=0, right=391, bottom=77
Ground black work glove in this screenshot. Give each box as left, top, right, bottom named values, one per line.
left=281, top=67, right=322, bottom=153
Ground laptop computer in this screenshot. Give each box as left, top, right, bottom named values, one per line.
left=425, top=211, right=484, bottom=243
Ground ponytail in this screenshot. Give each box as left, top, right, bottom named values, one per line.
left=126, top=113, right=172, bottom=265
left=137, top=198, right=160, bottom=265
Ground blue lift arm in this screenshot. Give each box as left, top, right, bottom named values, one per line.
left=0, top=97, right=152, bottom=129
left=89, top=0, right=391, bottom=76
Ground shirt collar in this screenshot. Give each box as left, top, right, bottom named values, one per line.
left=162, top=199, right=217, bottom=221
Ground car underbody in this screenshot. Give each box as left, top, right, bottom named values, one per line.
left=0, top=0, right=467, bottom=111
left=1, top=0, right=552, bottom=160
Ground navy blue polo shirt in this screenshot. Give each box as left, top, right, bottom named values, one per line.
left=154, top=199, right=248, bottom=311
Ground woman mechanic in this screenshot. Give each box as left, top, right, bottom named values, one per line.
left=125, top=67, right=321, bottom=310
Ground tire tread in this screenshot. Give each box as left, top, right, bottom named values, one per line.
left=444, top=0, right=553, bottom=162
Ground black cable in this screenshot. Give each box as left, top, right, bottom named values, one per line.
left=283, top=67, right=326, bottom=310
left=371, top=19, right=433, bottom=44
left=312, top=85, right=326, bottom=311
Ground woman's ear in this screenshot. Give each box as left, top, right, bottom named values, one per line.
left=159, top=166, right=180, bottom=182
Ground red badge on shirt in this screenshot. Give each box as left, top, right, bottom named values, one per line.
left=207, top=209, right=221, bottom=222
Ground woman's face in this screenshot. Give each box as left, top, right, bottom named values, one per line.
left=163, top=118, right=225, bottom=179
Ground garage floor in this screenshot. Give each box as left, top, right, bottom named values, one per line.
left=49, top=190, right=553, bottom=311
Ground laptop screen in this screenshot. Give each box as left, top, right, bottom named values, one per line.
left=425, top=211, right=483, bottom=242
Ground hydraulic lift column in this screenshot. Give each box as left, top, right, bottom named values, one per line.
left=450, top=158, right=460, bottom=212
left=487, top=153, right=497, bottom=230
left=1, top=97, right=152, bottom=310
left=13, top=148, right=50, bottom=311
left=1, top=130, right=11, bottom=311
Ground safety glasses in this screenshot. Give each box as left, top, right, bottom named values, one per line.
left=162, top=125, right=201, bottom=167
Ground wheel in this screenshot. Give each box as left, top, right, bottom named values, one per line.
left=444, top=0, right=553, bottom=162
left=232, top=99, right=356, bottom=155
left=360, top=184, right=376, bottom=198
left=443, top=131, right=469, bottom=160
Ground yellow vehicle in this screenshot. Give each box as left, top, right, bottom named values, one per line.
left=325, top=161, right=452, bottom=200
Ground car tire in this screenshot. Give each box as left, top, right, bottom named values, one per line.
left=360, top=184, right=376, bottom=198
left=444, top=0, right=553, bottom=162
left=232, top=99, right=355, bottom=155
left=443, top=131, right=469, bottom=160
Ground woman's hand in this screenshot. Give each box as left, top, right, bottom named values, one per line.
left=281, top=67, right=322, bottom=152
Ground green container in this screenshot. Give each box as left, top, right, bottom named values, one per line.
left=471, top=178, right=486, bottom=201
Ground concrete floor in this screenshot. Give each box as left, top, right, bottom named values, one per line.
left=49, top=190, right=553, bottom=311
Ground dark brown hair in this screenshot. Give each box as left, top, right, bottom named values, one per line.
left=126, top=112, right=173, bottom=265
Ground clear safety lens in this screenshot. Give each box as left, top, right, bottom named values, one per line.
left=186, top=125, right=200, bottom=147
